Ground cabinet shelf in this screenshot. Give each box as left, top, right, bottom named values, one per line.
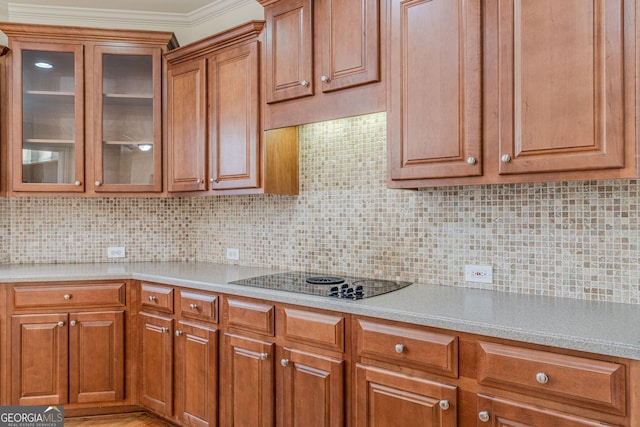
left=24, top=90, right=75, bottom=97
left=104, top=140, right=153, bottom=146
left=103, top=93, right=153, bottom=107
left=24, top=138, right=75, bottom=144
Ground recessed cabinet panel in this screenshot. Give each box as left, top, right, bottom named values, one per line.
left=15, top=43, right=85, bottom=192
left=167, top=59, right=207, bottom=192
left=265, top=0, right=314, bottom=103
left=497, top=0, right=626, bottom=174
left=319, top=0, right=380, bottom=92
left=94, top=47, right=162, bottom=192
left=209, top=41, right=260, bottom=190
left=388, top=0, right=482, bottom=181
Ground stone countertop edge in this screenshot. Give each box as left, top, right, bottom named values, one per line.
left=0, top=262, right=638, bottom=360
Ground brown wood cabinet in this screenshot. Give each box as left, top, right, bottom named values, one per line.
left=139, top=283, right=219, bottom=427
left=0, top=23, right=177, bottom=196
left=259, top=0, right=385, bottom=129
left=7, top=282, right=128, bottom=408
left=166, top=21, right=298, bottom=196
left=388, top=0, right=637, bottom=188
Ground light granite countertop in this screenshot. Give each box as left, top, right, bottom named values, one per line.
left=1, top=262, right=638, bottom=360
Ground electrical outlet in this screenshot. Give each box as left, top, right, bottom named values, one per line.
left=464, top=264, right=493, bottom=284
left=226, top=248, right=240, bottom=261
left=107, top=246, right=126, bottom=258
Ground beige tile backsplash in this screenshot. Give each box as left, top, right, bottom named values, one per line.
left=1, top=112, right=639, bottom=304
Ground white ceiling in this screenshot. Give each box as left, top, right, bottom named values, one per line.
left=5, top=0, right=216, bottom=14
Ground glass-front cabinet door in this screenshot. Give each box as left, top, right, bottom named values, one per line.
left=13, top=41, right=85, bottom=192
left=93, top=46, right=162, bottom=192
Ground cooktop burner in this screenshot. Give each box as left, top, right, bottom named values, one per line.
left=229, top=272, right=411, bottom=300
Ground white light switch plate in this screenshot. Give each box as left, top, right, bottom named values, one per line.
left=464, top=264, right=493, bottom=284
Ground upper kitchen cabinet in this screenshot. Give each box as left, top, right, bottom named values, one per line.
left=388, top=0, right=637, bottom=189
left=166, top=21, right=298, bottom=196
left=258, top=0, right=385, bottom=129
left=0, top=22, right=177, bottom=196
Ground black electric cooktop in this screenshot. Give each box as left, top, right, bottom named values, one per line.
left=229, top=271, right=412, bottom=300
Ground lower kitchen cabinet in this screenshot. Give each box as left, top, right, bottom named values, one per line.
left=354, top=364, right=457, bottom=427
left=139, top=283, right=219, bottom=427
left=11, top=311, right=125, bottom=406
left=139, top=312, right=173, bottom=416
left=221, top=333, right=275, bottom=427
left=279, top=347, right=344, bottom=427
left=476, top=394, right=619, bottom=427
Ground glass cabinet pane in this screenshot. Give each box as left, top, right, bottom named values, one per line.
left=101, top=54, right=155, bottom=186
left=21, top=50, right=77, bottom=184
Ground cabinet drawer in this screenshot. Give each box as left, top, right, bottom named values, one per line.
left=282, top=307, right=344, bottom=352
left=140, top=283, right=174, bottom=314
left=179, top=290, right=218, bottom=323
left=356, top=319, right=458, bottom=377
left=225, top=298, right=275, bottom=336
left=477, top=341, right=626, bottom=415
left=13, top=282, right=126, bottom=309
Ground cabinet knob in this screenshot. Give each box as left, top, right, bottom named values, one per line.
left=478, top=411, right=490, bottom=422
left=148, top=295, right=157, bottom=302
left=395, top=344, right=404, bottom=354
left=161, top=327, right=169, bottom=333
left=300, top=80, right=309, bottom=87
left=175, top=330, right=183, bottom=337
left=196, top=179, right=203, bottom=184
left=321, top=75, right=329, bottom=83
left=70, top=320, right=77, bottom=326
left=74, top=180, right=82, bottom=186
left=280, top=358, right=289, bottom=367
left=95, top=181, right=102, bottom=187
left=466, top=156, right=477, bottom=165
left=189, top=303, right=198, bottom=310
left=501, top=154, right=512, bottom=163
left=209, top=178, right=215, bottom=184
left=259, top=352, right=269, bottom=360
left=57, top=321, right=65, bottom=327
left=536, top=372, right=549, bottom=384
left=439, top=400, right=450, bottom=410
left=63, top=294, right=71, bottom=300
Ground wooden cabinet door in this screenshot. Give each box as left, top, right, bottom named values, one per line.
left=476, top=394, right=618, bottom=427
left=92, top=46, right=163, bottom=193
left=318, top=0, right=380, bottom=92
left=167, top=58, right=207, bottom=192
left=387, top=0, right=482, bottom=182
left=354, top=364, right=457, bottom=427
left=265, top=0, right=314, bottom=103
left=140, top=313, right=173, bottom=416
left=208, top=41, right=260, bottom=190
left=279, top=347, right=344, bottom=427
left=68, top=311, right=125, bottom=404
left=11, top=313, right=69, bottom=405
left=221, top=333, right=275, bottom=427
left=174, top=322, right=218, bottom=427
left=11, top=41, right=86, bottom=193
left=496, top=0, right=629, bottom=175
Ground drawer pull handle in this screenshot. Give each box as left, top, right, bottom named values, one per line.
left=63, top=294, right=71, bottom=300
left=439, top=400, right=450, bottom=410
left=148, top=295, right=157, bottom=302
left=536, top=372, right=549, bottom=384
left=478, top=411, right=490, bottom=422
left=175, top=330, right=183, bottom=337
left=57, top=321, right=65, bottom=327
left=70, top=320, right=76, bottom=326
left=189, top=303, right=198, bottom=310
left=395, top=344, right=405, bottom=354
left=161, top=327, right=169, bottom=333
left=259, top=352, right=269, bottom=360
left=281, top=359, right=289, bottom=367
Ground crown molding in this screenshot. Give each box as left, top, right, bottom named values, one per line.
left=1, top=0, right=259, bottom=29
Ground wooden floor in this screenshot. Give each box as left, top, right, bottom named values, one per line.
left=64, top=412, right=176, bottom=427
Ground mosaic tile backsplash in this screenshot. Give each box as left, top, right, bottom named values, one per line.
left=1, top=112, right=639, bottom=304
